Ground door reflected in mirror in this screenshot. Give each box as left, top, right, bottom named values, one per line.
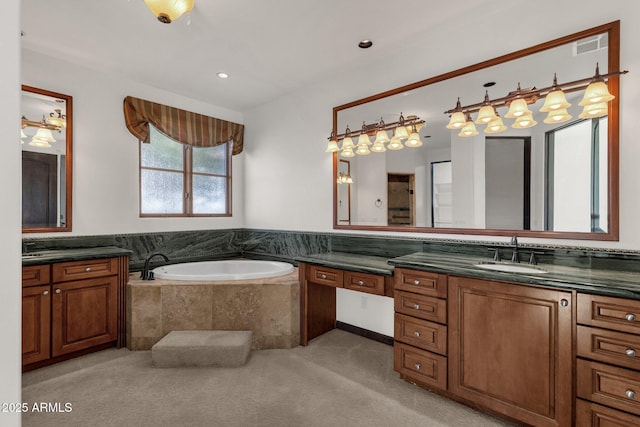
left=333, top=22, right=621, bottom=240
left=22, top=86, right=72, bottom=232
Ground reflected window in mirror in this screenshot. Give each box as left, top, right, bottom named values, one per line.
left=21, top=85, right=72, bottom=233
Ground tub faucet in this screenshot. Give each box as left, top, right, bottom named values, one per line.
left=509, top=236, right=520, bottom=263
left=140, top=252, right=170, bottom=280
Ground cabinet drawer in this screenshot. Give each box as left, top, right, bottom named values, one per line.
left=578, top=293, right=640, bottom=335
left=22, top=265, right=50, bottom=287
left=394, top=268, right=447, bottom=298
left=344, top=271, right=384, bottom=295
left=394, top=290, right=447, bottom=324
left=576, top=398, right=640, bottom=427
left=578, top=325, right=640, bottom=370
left=394, top=313, right=447, bottom=355
left=52, top=258, right=118, bottom=282
left=394, top=342, right=447, bottom=391
left=306, top=265, right=343, bottom=288
left=577, top=359, right=640, bottom=416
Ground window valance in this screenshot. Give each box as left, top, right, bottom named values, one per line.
left=123, top=96, right=244, bottom=155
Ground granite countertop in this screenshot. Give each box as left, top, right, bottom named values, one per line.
left=21, top=246, right=132, bottom=266
left=298, top=251, right=640, bottom=300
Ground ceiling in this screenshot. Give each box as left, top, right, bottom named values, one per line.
left=21, top=0, right=497, bottom=112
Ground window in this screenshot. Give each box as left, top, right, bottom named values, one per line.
left=140, top=125, right=231, bottom=217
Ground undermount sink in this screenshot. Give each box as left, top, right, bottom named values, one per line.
left=474, top=262, right=548, bottom=274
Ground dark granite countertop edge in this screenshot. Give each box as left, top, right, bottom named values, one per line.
left=21, top=246, right=132, bottom=266
left=295, top=252, right=394, bottom=276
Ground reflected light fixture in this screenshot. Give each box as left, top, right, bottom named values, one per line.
left=446, top=98, right=467, bottom=129
left=458, top=113, right=478, bottom=137
left=512, top=112, right=537, bottom=129
left=578, top=102, right=608, bottom=119
left=46, top=108, right=66, bottom=128
left=387, top=136, right=404, bottom=150
left=484, top=112, right=507, bottom=134
left=144, top=0, right=194, bottom=24
left=337, top=172, right=353, bottom=184
left=543, top=108, right=572, bottom=124
left=475, top=91, right=498, bottom=124
left=404, top=125, right=422, bottom=148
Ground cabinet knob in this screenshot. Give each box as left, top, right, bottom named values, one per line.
left=626, top=389, right=636, bottom=399
left=414, top=363, right=421, bottom=371
left=358, top=280, right=365, bottom=286
left=55, top=289, right=61, bottom=294
left=321, top=274, right=327, bottom=279
left=626, top=348, right=636, bottom=358
left=85, top=267, right=92, bottom=272
left=626, top=313, right=636, bottom=322
left=413, top=304, right=420, bottom=310
left=560, top=299, right=569, bottom=307
left=414, top=331, right=420, bottom=337
left=42, top=290, right=49, bottom=296
left=413, top=279, right=420, bottom=285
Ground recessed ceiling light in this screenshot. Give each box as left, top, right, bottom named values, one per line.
left=217, top=72, right=229, bottom=79
left=483, top=81, right=496, bottom=88
left=358, top=39, right=373, bottom=49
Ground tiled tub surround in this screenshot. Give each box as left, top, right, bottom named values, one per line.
left=126, top=269, right=300, bottom=351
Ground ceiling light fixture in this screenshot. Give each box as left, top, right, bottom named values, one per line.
left=144, top=0, right=194, bottom=24
left=217, top=72, right=229, bottom=79
left=358, top=39, right=373, bottom=49
left=21, top=111, right=64, bottom=148
left=444, top=64, right=628, bottom=136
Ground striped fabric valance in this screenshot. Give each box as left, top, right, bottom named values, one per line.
left=123, top=96, right=244, bottom=155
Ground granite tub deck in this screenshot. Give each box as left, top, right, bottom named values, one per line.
left=126, top=269, right=299, bottom=351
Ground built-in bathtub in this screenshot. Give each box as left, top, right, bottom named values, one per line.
left=126, top=260, right=299, bottom=351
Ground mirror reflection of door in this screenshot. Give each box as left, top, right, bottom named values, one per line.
left=22, top=151, right=58, bottom=227
left=387, top=173, right=414, bottom=226
left=431, top=161, right=452, bottom=228
left=337, top=159, right=351, bottom=224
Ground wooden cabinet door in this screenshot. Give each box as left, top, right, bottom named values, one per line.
left=22, top=285, right=51, bottom=365
left=51, top=276, right=118, bottom=357
left=448, top=276, right=573, bottom=427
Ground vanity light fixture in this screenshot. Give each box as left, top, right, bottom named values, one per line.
left=337, top=172, right=353, bottom=184
left=327, top=113, right=425, bottom=156
left=21, top=112, right=64, bottom=148
left=46, top=108, right=66, bottom=128
left=216, top=72, right=229, bottom=79
left=144, top=0, right=194, bottom=24
left=445, top=64, right=628, bottom=136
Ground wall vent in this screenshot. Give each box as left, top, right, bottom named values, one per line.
left=573, top=33, right=608, bottom=56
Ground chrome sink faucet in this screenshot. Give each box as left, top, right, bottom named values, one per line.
left=140, top=252, right=170, bottom=280
left=509, top=236, right=520, bottom=263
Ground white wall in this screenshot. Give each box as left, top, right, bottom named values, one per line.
left=2, top=1, right=22, bottom=425
left=21, top=49, right=245, bottom=237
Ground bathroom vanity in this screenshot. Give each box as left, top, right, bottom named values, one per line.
left=298, top=250, right=640, bottom=427
left=21, top=247, right=130, bottom=371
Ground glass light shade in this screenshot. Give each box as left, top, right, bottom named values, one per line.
left=511, top=113, right=537, bottom=128
left=543, top=108, right=572, bottom=124
left=393, top=125, right=409, bottom=140
left=405, top=132, right=422, bottom=148
left=540, top=89, right=571, bottom=112
left=46, top=116, right=66, bottom=128
left=579, top=81, right=614, bottom=106
left=144, top=0, right=194, bottom=23
left=357, top=133, right=371, bottom=146
left=578, top=102, right=608, bottom=119
left=475, top=105, right=498, bottom=124
left=355, top=143, right=371, bottom=155
left=21, top=129, right=27, bottom=139
left=29, top=137, right=52, bottom=148
left=34, top=127, right=56, bottom=142
left=374, top=130, right=390, bottom=144
left=446, top=112, right=466, bottom=129
left=340, top=147, right=355, bottom=157
left=371, top=141, right=386, bottom=152
left=325, top=139, right=339, bottom=152
left=505, top=98, right=531, bottom=118
left=484, top=116, right=507, bottom=134
left=458, top=121, right=478, bottom=137
left=341, top=136, right=354, bottom=150
left=387, top=137, right=404, bottom=150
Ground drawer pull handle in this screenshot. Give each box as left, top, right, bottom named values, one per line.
left=626, top=389, right=636, bottom=399
left=321, top=274, right=327, bottom=279
left=414, top=363, right=421, bottom=370
left=85, top=267, right=91, bottom=272
left=42, top=290, right=49, bottom=296
left=55, top=289, right=61, bottom=294
left=414, top=331, right=420, bottom=337
left=626, top=313, right=636, bottom=322
left=413, top=304, right=420, bottom=310
left=413, top=279, right=420, bottom=285
left=627, top=349, right=637, bottom=358
left=358, top=280, right=365, bottom=286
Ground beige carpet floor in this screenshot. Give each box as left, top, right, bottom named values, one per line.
left=22, top=330, right=514, bottom=427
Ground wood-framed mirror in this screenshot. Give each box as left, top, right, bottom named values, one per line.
left=22, top=85, right=73, bottom=233
left=333, top=21, right=622, bottom=240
